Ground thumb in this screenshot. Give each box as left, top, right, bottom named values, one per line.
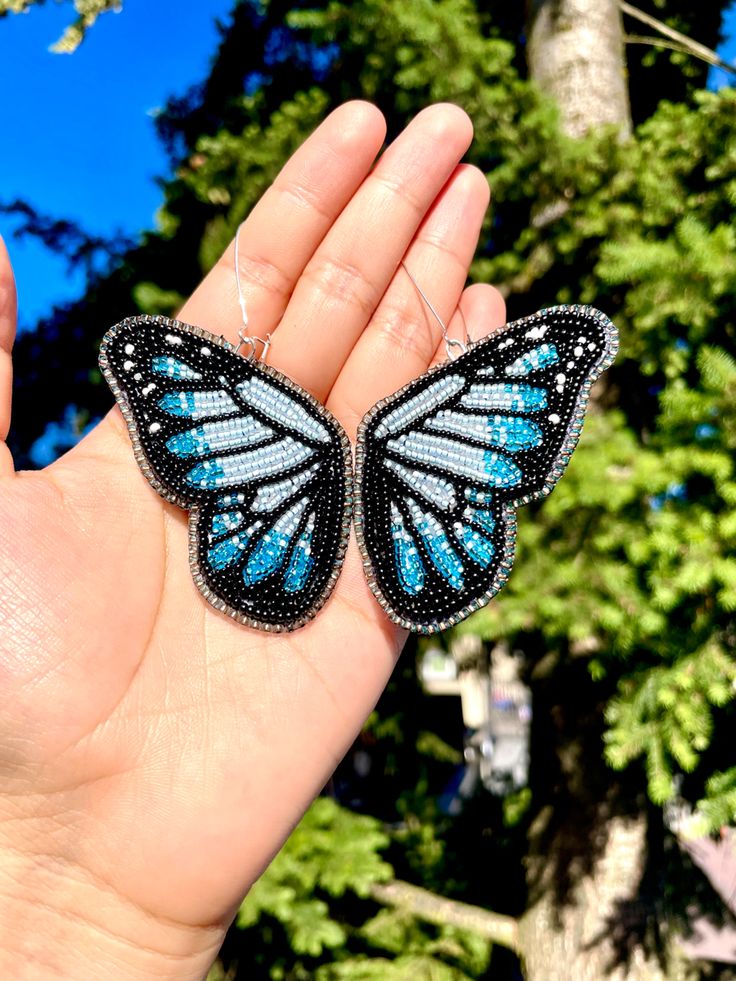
left=0, top=235, right=17, bottom=475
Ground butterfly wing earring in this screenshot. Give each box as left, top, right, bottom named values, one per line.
left=99, top=226, right=352, bottom=632
left=101, top=223, right=617, bottom=635
left=354, top=270, right=618, bottom=634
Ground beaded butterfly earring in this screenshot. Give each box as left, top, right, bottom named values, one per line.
left=99, top=224, right=352, bottom=632
left=354, top=267, right=619, bottom=634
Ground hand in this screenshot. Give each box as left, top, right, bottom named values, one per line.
left=0, top=102, right=505, bottom=979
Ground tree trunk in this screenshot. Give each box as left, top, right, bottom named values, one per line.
left=526, top=0, right=632, bottom=138
left=518, top=816, right=696, bottom=980
left=518, top=17, right=646, bottom=972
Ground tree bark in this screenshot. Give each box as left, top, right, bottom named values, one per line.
left=526, top=0, right=632, bottom=138
left=369, top=834, right=701, bottom=979
left=519, top=816, right=696, bottom=980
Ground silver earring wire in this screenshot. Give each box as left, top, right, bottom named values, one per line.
left=400, top=261, right=469, bottom=360
left=234, top=221, right=272, bottom=362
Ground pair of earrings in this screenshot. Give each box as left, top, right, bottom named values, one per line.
left=99, top=227, right=618, bottom=634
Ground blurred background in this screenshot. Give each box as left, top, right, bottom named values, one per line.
left=1, top=1, right=735, bottom=977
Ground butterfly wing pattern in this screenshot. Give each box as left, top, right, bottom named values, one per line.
left=355, top=305, right=618, bottom=633
left=99, top=315, right=352, bottom=631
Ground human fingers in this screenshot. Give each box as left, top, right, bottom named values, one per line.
left=0, top=236, right=17, bottom=476
left=179, top=101, right=387, bottom=344
left=327, top=163, right=489, bottom=437
left=265, top=104, right=474, bottom=400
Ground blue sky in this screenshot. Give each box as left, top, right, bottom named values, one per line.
left=0, top=0, right=233, bottom=328
left=709, top=5, right=736, bottom=90
left=0, top=2, right=735, bottom=330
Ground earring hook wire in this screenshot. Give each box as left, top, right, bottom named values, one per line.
left=234, top=221, right=272, bottom=362
left=400, top=261, right=469, bottom=359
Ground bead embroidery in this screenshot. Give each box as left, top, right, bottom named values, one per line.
left=386, top=431, right=523, bottom=488
left=184, top=437, right=315, bottom=490
left=354, top=304, right=618, bottom=633
left=284, top=512, right=317, bottom=593
left=407, top=499, right=464, bottom=591
left=152, top=356, right=203, bottom=381
left=210, top=510, right=245, bottom=537
left=243, top=498, right=309, bottom=586
left=208, top=521, right=262, bottom=571
left=250, top=463, right=321, bottom=513
left=459, top=383, right=548, bottom=413
left=505, top=343, right=559, bottom=377
left=390, top=503, right=425, bottom=595
left=101, top=304, right=617, bottom=634
left=237, top=377, right=332, bottom=444
left=385, top=459, right=457, bottom=510
left=166, top=415, right=273, bottom=457
left=158, top=390, right=238, bottom=419
left=373, top=375, right=465, bottom=438
left=99, top=315, right=352, bottom=632
left=424, top=410, right=543, bottom=452
left=454, top=522, right=495, bottom=568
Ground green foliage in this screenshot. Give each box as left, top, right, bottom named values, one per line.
left=132, top=282, right=185, bottom=316
left=696, top=767, right=736, bottom=830
left=234, top=798, right=491, bottom=979
left=349, top=908, right=490, bottom=979
left=416, top=731, right=462, bottom=765
left=316, top=954, right=477, bottom=980
left=503, top=788, right=532, bottom=828
left=604, top=641, right=736, bottom=803
left=237, top=797, right=392, bottom=951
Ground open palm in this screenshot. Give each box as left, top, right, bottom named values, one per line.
left=0, top=102, right=505, bottom=978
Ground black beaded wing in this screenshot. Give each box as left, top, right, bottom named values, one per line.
left=355, top=305, right=618, bottom=633
left=100, top=315, right=351, bottom=632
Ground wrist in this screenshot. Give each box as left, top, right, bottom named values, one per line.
left=0, top=841, right=224, bottom=980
